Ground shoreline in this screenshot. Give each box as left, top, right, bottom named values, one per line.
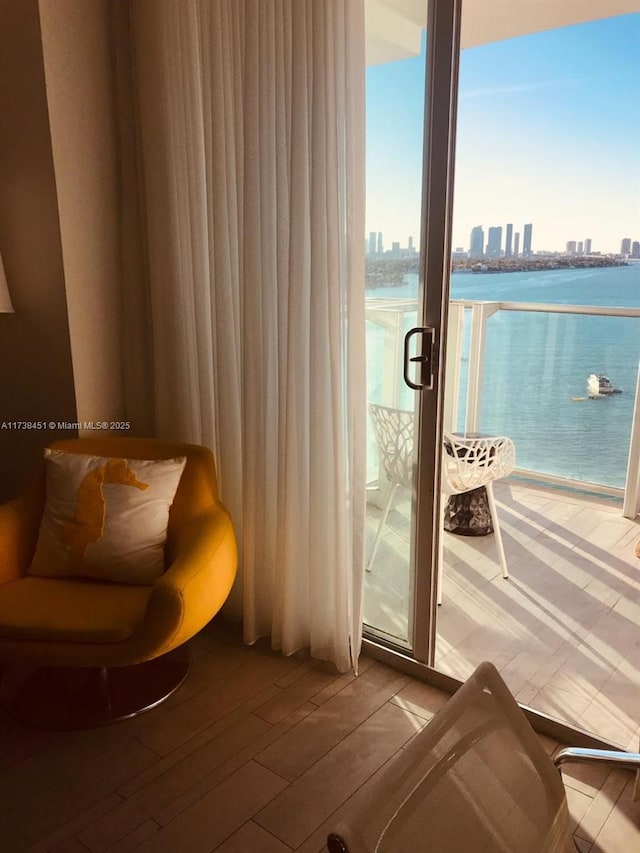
left=365, top=255, right=630, bottom=288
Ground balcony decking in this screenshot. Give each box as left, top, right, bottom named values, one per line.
left=364, top=480, right=640, bottom=749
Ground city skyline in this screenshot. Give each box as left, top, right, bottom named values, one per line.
left=366, top=225, right=639, bottom=259
left=366, top=230, right=417, bottom=258
left=366, top=13, right=640, bottom=254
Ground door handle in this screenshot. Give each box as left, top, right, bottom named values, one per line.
left=404, top=326, right=436, bottom=390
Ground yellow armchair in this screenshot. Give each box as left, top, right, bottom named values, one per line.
left=0, top=438, right=237, bottom=728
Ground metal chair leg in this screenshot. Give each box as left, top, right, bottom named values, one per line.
left=486, top=482, right=509, bottom=579
left=366, top=482, right=400, bottom=572
left=437, top=496, right=445, bottom=605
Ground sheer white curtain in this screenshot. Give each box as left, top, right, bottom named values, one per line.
left=125, top=0, right=366, bottom=672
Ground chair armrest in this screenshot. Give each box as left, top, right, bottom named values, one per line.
left=143, top=503, right=238, bottom=654
left=0, top=492, right=42, bottom=586
left=554, top=747, right=640, bottom=773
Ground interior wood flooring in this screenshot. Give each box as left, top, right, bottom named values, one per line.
left=0, top=621, right=637, bottom=852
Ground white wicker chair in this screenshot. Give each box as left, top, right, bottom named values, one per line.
left=367, top=403, right=515, bottom=603
left=440, top=432, right=516, bottom=604
left=366, top=405, right=414, bottom=573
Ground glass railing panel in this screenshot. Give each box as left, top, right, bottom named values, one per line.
left=452, top=304, right=472, bottom=433
left=364, top=300, right=419, bottom=646
left=479, top=310, right=639, bottom=489
left=365, top=302, right=418, bottom=482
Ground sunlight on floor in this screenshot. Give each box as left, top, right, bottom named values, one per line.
left=364, top=481, right=640, bottom=748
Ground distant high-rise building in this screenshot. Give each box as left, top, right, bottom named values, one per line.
left=523, top=223, right=533, bottom=256
left=486, top=226, right=503, bottom=257
left=469, top=225, right=484, bottom=258
left=408, top=236, right=414, bottom=252
left=584, top=238, right=592, bottom=254
left=577, top=241, right=584, bottom=254
left=514, top=232, right=520, bottom=256
left=505, top=224, right=513, bottom=257
left=632, top=241, right=640, bottom=259
left=621, top=238, right=632, bottom=255
left=391, top=241, right=400, bottom=257
left=377, top=232, right=383, bottom=254
left=566, top=241, right=577, bottom=254
left=368, top=232, right=376, bottom=256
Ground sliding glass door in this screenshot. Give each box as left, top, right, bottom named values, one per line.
left=363, top=0, right=461, bottom=659
left=362, top=26, right=426, bottom=647
left=363, top=0, right=640, bottom=749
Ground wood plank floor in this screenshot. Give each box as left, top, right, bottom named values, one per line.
left=0, top=622, right=637, bottom=852
left=364, top=480, right=640, bottom=749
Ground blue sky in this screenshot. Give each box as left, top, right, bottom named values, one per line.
left=366, top=13, right=640, bottom=254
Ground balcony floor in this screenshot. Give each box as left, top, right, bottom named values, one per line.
left=364, top=480, right=640, bottom=749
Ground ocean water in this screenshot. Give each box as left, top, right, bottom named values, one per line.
left=366, top=263, right=640, bottom=489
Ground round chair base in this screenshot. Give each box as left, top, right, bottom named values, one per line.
left=0, top=647, right=190, bottom=730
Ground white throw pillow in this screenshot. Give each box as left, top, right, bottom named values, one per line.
left=29, top=450, right=187, bottom=585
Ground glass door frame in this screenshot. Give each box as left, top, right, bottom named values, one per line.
left=409, top=0, right=463, bottom=665
left=361, top=0, right=461, bottom=662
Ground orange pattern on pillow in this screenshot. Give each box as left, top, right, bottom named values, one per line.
left=61, top=459, right=150, bottom=571
left=29, top=450, right=187, bottom=584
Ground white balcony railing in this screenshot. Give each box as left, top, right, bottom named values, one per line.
left=366, top=298, right=640, bottom=518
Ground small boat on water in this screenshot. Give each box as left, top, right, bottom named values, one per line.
left=587, top=374, right=621, bottom=398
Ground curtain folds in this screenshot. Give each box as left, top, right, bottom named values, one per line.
left=119, top=0, right=366, bottom=672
